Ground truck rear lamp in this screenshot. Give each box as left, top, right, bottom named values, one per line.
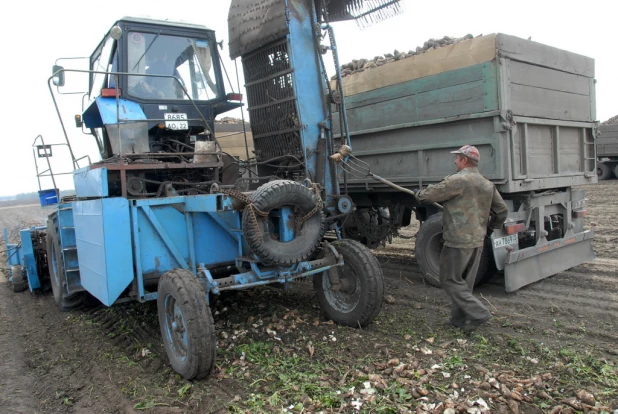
left=504, top=222, right=526, bottom=235
left=226, top=93, right=243, bottom=101
left=101, top=88, right=122, bottom=97
left=572, top=209, right=587, bottom=219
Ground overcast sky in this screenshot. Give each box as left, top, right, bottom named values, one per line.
left=0, top=0, right=614, bottom=197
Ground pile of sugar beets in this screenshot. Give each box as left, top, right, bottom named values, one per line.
left=334, top=34, right=478, bottom=79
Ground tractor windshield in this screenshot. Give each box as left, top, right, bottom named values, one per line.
left=127, top=32, right=219, bottom=101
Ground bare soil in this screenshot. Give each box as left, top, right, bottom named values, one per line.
left=0, top=182, right=616, bottom=413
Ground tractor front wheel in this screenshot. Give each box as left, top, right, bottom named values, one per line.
left=313, top=240, right=384, bottom=327
left=157, top=269, right=216, bottom=380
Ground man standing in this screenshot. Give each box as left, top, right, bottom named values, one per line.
left=417, top=145, right=508, bottom=333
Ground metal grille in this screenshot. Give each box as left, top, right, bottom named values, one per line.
left=254, top=131, right=303, bottom=160
left=250, top=100, right=300, bottom=136
left=243, top=40, right=302, bottom=161
left=325, top=0, right=404, bottom=28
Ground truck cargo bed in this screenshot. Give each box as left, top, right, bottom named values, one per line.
left=333, top=33, right=597, bottom=193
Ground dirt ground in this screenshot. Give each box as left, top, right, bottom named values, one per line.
left=0, top=182, right=616, bottom=413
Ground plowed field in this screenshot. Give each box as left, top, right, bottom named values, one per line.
left=1, top=182, right=616, bottom=413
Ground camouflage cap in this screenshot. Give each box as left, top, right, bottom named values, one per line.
left=451, top=145, right=480, bottom=162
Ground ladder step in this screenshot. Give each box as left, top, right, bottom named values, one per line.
left=61, top=226, right=75, bottom=230
left=63, top=247, right=77, bottom=252
left=66, top=268, right=80, bottom=273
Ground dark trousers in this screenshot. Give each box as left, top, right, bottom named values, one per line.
left=440, top=246, right=491, bottom=324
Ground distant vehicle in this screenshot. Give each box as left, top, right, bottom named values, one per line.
left=597, top=123, right=618, bottom=180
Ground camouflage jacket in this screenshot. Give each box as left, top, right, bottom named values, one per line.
left=417, top=167, right=508, bottom=248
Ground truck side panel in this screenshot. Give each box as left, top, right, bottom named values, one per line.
left=496, top=33, right=595, bottom=78
left=336, top=62, right=498, bottom=134
left=508, top=60, right=594, bottom=122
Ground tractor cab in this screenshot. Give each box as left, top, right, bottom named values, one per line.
left=51, top=17, right=243, bottom=198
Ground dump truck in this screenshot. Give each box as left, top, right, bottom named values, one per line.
left=331, top=33, right=597, bottom=292
left=597, top=123, right=618, bottom=179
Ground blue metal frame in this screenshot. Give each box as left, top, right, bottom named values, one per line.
left=3, top=227, right=46, bottom=291
left=286, top=0, right=340, bottom=206
left=60, top=192, right=333, bottom=305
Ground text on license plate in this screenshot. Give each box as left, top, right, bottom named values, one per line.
left=164, top=113, right=187, bottom=120
left=164, top=113, right=188, bottom=130
left=493, top=234, right=518, bottom=249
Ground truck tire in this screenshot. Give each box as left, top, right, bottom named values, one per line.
left=157, top=269, right=215, bottom=380
left=46, top=215, right=86, bottom=311
left=415, top=213, right=493, bottom=288
left=313, top=239, right=384, bottom=327
left=613, top=164, right=618, bottom=179
left=243, top=180, right=325, bottom=265
left=597, top=163, right=613, bottom=180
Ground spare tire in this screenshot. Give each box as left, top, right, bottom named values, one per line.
left=242, top=180, right=325, bottom=265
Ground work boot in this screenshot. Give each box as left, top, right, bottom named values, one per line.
left=463, top=315, right=491, bottom=334
left=447, top=318, right=466, bottom=328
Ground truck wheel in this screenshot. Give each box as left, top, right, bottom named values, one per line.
left=157, top=269, right=215, bottom=380
left=597, top=163, right=612, bottom=180
left=313, top=239, right=384, bottom=327
left=243, top=180, right=325, bottom=265
left=415, top=213, right=493, bottom=288
left=46, top=215, right=86, bottom=311
left=613, top=164, right=618, bottom=179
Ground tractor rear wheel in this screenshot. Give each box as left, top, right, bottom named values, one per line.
left=46, top=214, right=86, bottom=311
left=314, top=239, right=384, bottom=327
left=157, top=269, right=216, bottom=380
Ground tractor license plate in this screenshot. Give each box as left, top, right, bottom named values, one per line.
left=493, top=234, right=518, bottom=249
left=164, top=113, right=188, bottom=130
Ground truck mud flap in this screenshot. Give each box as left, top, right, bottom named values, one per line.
left=504, top=231, right=595, bottom=292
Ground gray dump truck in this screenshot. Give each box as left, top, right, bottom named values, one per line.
left=332, top=33, right=597, bottom=292
left=597, top=123, right=618, bottom=179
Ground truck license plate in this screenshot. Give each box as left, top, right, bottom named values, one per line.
left=164, top=113, right=188, bottom=130
left=493, top=234, right=518, bottom=249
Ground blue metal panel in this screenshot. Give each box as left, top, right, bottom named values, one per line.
left=192, top=212, right=240, bottom=266
left=73, top=198, right=133, bottom=306
left=73, top=166, right=109, bottom=198
left=82, top=97, right=147, bottom=128
left=134, top=203, right=191, bottom=278
left=4, top=228, right=21, bottom=266
left=20, top=229, right=41, bottom=290
left=286, top=1, right=338, bottom=198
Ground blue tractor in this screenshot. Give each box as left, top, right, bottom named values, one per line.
left=5, top=1, right=404, bottom=379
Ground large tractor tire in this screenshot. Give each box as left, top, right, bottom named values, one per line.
left=242, top=180, right=325, bottom=265
left=157, top=269, right=216, bottom=380
left=597, top=163, right=613, bottom=180
left=415, top=213, right=494, bottom=288
left=46, top=214, right=86, bottom=311
left=313, top=239, right=384, bottom=327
